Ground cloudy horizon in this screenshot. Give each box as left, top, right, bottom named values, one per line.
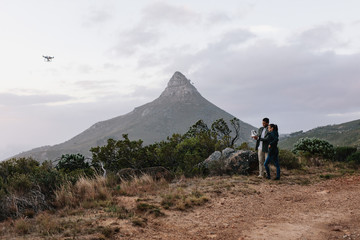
left=1, top=0, right=360, bottom=160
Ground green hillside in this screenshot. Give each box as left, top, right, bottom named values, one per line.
left=279, top=119, right=360, bottom=150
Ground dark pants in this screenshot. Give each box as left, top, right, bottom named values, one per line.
left=264, top=152, right=280, bottom=179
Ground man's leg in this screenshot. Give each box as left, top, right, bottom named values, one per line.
left=258, top=149, right=265, bottom=177
left=264, top=152, right=268, bottom=177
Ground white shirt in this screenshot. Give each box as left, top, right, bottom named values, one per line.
left=259, top=128, right=266, bottom=150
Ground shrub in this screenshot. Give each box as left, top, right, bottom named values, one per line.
left=7, top=173, right=33, bottom=194
left=347, top=151, right=360, bottom=166
left=333, top=146, right=357, bottom=162
left=278, top=149, right=301, bottom=170
left=56, top=154, right=94, bottom=180
left=292, top=137, right=335, bottom=159
left=236, top=142, right=252, bottom=151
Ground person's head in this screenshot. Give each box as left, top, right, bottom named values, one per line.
left=262, top=118, right=269, bottom=127
left=268, top=123, right=278, bottom=132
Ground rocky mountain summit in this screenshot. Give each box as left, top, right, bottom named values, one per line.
left=13, top=72, right=256, bottom=162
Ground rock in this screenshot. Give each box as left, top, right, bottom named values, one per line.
left=222, top=148, right=235, bottom=158
left=117, top=168, right=142, bottom=181
left=0, top=190, right=50, bottom=221
left=224, top=150, right=258, bottom=175
left=202, top=151, right=222, bottom=167
left=200, top=149, right=258, bottom=175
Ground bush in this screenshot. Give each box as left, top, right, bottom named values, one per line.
left=279, top=149, right=301, bottom=170
left=236, top=142, right=252, bottom=151
left=333, top=146, right=357, bottom=162
left=347, top=151, right=360, bottom=165
left=292, top=137, right=335, bottom=159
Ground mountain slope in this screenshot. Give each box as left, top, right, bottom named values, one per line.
left=279, top=119, right=360, bottom=150
left=13, top=72, right=256, bottom=162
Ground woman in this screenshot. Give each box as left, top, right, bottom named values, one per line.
left=263, top=124, right=280, bottom=180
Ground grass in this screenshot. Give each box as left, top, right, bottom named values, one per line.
left=14, top=218, right=32, bottom=235
left=161, top=188, right=209, bottom=211
left=36, top=212, right=63, bottom=236
left=54, top=175, right=111, bottom=209
left=1, top=162, right=358, bottom=239
left=115, top=174, right=168, bottom=196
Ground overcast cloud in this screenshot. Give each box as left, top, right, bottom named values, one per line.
left=1, top=0, right=360, bottom=160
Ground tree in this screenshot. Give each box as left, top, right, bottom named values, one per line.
left=211, top=118, right=240, bottom=149
left=56, top=153, right=94, bottom=177
left=90, top=134, right=155, bottom=172
left=230, top=118, right=241, bottom=147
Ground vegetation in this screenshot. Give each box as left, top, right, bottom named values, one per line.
left=90, top=118, right=241, bottom=177
left=292, top=137, right=335, bottom=159
left=333, top=146, right=357, bottom=162
left=1, top=117, right=359, bottom=240
left=279, top=149, right=301, bottom=170
left=279, top=119, right=360, bottom=150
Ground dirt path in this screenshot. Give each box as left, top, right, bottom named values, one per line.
left=129, top=175, right=360, bottom=240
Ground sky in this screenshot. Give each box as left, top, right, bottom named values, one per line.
left=1, top=0, right=360, bottom=160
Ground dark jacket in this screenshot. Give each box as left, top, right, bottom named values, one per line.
left=255, top=126, right=270, bottom=152
left=267, top=131, right=279, bottom=156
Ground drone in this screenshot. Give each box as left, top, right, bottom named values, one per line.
left=42, top=55, right=54, bottom=62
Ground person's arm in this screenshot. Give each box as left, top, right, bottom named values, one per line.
left=268, top=133, right=278, bottom=148
left=259, top=132, right=271, bottom=142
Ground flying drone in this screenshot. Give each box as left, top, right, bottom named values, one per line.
left=42, top=55, right=54, bottom=62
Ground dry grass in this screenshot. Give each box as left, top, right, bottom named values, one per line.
left=36, top=212, right=63, bottom=236
left=54, top=175, right=111, bottom=208
left=116, top=174, right=169, bottom=196
left=161, top=188, right=209, bottom=211
left=14, top=218, right=32, bottom=235
left=1, top=164, right=358, bottom=239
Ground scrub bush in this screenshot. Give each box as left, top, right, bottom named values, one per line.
left=333, top=146, right=357, bottom=162
left=278, top=149, right=301, bottom=170
left=292, top=137, right=335, bottom=159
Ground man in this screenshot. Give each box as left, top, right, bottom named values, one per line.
left=252, top=118, right=270, bottom=178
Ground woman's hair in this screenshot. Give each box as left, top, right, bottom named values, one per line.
left=270, top=124, right=278, bottom=132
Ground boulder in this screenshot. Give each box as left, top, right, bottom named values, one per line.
left=202, top=151, right=221, bottom=167
left=0, top=190, right=50, bottom=221
left=223, top=150, right=258, bottom=175
left=222, top=148, right=235, bottom=158
left=201, top=149, right=258, bottom=175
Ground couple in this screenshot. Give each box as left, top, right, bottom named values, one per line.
left=252, top=118, right=280, bottom=180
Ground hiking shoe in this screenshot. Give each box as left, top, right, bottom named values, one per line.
left=274, top=177, right=280, bottom=180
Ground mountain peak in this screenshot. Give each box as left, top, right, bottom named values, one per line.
left=160, top=71, right=198, bottom=100
left=167, top=71, right=190, bottom=87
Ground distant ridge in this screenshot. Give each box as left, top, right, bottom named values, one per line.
left=12, top=72, right=256, bottom=162
left=279, top=119, right=360, bottom=149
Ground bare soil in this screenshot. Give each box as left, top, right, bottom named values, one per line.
left=1, top=167, right=360, bottom=240
left=131, top=174, right=360, bottom=240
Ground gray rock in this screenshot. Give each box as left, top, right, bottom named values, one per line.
left=0, top=190, right=50, bottom=221
left=201, top=150, right=258, bottom=175
left=222, top=148, right=235, bottom=158
left=223, top=150, right=258, bottom=175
